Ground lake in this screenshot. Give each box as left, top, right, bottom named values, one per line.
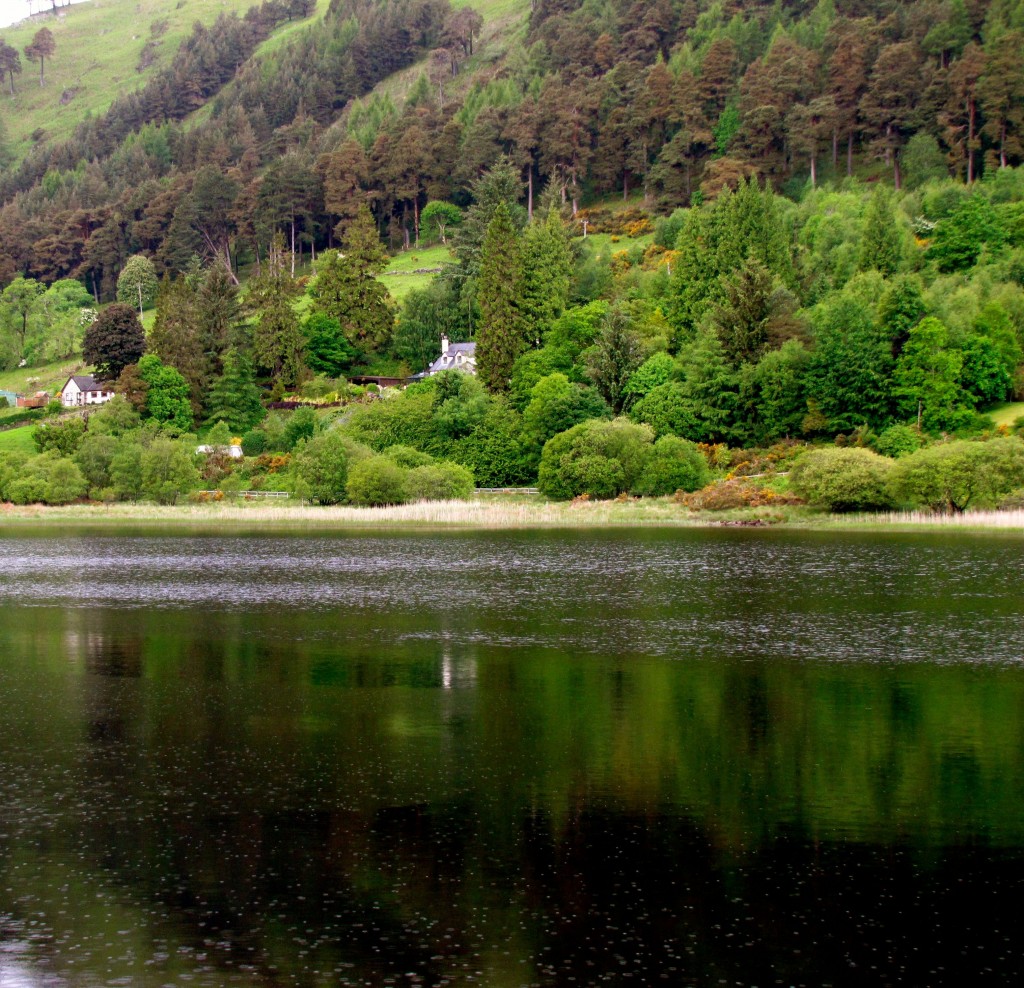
left=1, top=529, right=1022, bottom=986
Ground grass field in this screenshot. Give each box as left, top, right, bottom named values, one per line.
left=0, top=357, right=81, bottom=395
left=0, top=425, right=36, bottom=453
left=987, top=402, right=1024, bottom=428
left=0, top=0, right=314, bottom=156
left=382, top=244, right=452, bottom=300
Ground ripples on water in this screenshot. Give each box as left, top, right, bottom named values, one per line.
left=2, top=530, right=1024, bottom=986
left=1, top=532, right=1020, bottom=664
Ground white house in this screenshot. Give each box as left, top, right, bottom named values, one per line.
left=60, top=374, right=115, bottom=408
left=422, top=335, right=477, bottom=377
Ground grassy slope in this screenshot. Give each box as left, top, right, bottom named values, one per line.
left=0, top=0, right=318, bottom=156
left=0, top=356, right=81, bottom=394
left=0, top=424, right=35, bottom=452
left=987, top=402, right=1024, bottom=427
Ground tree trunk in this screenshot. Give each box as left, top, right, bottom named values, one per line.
left=893, top=152, right=901, bottom=190
left=527, top=168, right=534, bottom=221
left=413, top=197, right=420, bottom=245
left=847, top=131, right=853, bottom=176
left=39, top=58, right=44, bottom=87
left=290, top=219, right=296, bottom=277
left=832, top=128, right=838, bottom=169
left=810, top=149, right=817, bottom=189
left=137, top=283, right=143, bottom=318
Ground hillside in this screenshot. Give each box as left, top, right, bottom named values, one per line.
left=0, top=0, right=321, bottom=155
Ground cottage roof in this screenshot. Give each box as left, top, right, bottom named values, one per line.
left=65, top=374, right=108, bottom=392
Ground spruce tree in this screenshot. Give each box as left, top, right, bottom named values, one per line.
left=520, top=210, right=573, bottom=339
left=308, top=207, right=392, bottom=350
left=476, top=202, right=526, bottom=393
left=150, top=275, right=207, bottom=416
left=206, top=347, right=265, bottom=433
left=249, top=234, right=304, bottom=386
left=858, top=188, right=904, bottom=276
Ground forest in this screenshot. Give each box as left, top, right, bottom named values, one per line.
left=3, top=0, right=1024, bottom=510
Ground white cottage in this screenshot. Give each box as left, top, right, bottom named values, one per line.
left=422, top=335, right=477, bottom=377
left=60, top=374, right=115, bottom=408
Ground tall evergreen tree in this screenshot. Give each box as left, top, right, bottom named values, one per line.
left=249, top=235, right=304, bottom=385
left=476, top=202, right=526, bottom=392
left=519, top=210, right=573, bottom=339
left=206, top=347, right=264, bottom=432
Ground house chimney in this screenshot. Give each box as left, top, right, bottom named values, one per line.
left=440, top=334, right=449, bottom=358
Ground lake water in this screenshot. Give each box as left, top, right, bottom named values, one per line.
left=1, top=529, right=1022, bottom=986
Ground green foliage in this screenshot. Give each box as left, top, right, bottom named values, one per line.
left=928, top=195, right=1008, bottom=272
left=140, top=438, right=199, bottom=505
left=522, top=373, right=609, bottom=452
left=858, top=189, right=906, bottom=276
left=476, top=201, right=527, bottom=392
left=240, top=429, right=267, bottom=457
left=304, top=312, right=359, bottom=376
left=33, top=416, right=86, bottom=456
left=346, top=455, right=409, bottom=506
left=405, top=462, right=475, bottom=501
left=890, top=437, right=1024, bottom=511
left=519, top=210, right=573, bottom=337
left=892, top=316, right=971, bottom=432
left=874, top=425, right=923, bottom=458
left=283, top=406, right=319, bottom=451
left=421, top=201, right=463, bottom=245
left=2, top=451, right=86, bottom=505
left=789, top=447, right=897, bottom=512
left=293, top=429, right=363, bottom=504
left=448, top=397, right=534, bottom=488
left=538, top=418, right=654, bottom=500
left=633, top=436, right=711, bottom=497
left=623, top=352, right=677, bottom=408
left=206, top=347, right=264, bottom=434
left=138, top=353, right=193, bottom=431
left=585, top=308, right=645, bottom=414
left=432, top=370, right=488, bottom=440
left=73, top=432, right=120, bottom=490
left=116, top=255, right=158, bottom=313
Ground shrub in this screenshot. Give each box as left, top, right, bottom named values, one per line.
left=875, top=424, right=924, bottom=458
left=292, top=429, right=364, bottom=504
left=405, top=462, right=475, bottom=501
left=5, top=452, right=87, bottom=505
left=633, top=436, right=710, bottom=496
left=34, top=417, right=87, bottom=456
left=384, top=445, right=435, bottom=468
left=789, top=447, right=896, bottom=512
left=681, top=479, right=801, bottom=511
left=283, top=406, right=319, bottom=450
left=890, top=437, right=1024, bottom=512
left=241, top=429, right=267, bottom=456
left=346, top=455, right=409, bottom=506
left=141, top=438, right=199, bottom=505
left=538, top=418, right=653, bottom=500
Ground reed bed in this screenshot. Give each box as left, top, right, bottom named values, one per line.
left=3, top=500, right=1024, bottom=532
left=0, top=497, right=707, bottom=530
left=822, top=508, right=1024, bottom=530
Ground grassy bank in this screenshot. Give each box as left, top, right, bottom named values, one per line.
left=2, top=498, right=1024, bottom=533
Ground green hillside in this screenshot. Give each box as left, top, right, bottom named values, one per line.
left=0, top=0, right=316, bottom=154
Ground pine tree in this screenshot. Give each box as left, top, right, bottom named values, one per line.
left=519, top=210, right=572, bottom=339
left=476, top=202, right=526, bottom=392
left=249, top=235, right=304, bottom=386
left=308, top=206, right=392, bottom=350
left=206, top=347, right=265, bottom=433
left=857, top=188, right=904, bottom=276
left=150, top=275, right=207, bottom=415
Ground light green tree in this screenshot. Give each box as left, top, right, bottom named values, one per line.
left=117, top=255, right=159, bottom=316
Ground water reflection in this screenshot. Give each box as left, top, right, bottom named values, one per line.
left=0, top=531, right=1023, bottom=985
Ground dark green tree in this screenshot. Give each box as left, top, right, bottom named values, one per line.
left=476, top=202, right=527, bottom=392
left=303, top=312, right=359, bottom=376
left=205, top=347, right=264, bottom=433
left=137, top=354, right=193, bottom=431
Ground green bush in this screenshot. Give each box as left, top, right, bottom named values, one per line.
left=33, top=417, right=87, bottom=456
left=874, top=424, right=923, bottom=458
left=346, top=455, right=409, bottom=506
left=633, top=436, right=710, bottom=496
left=789, top=447, right=896, bottom=512
left=241, top=429, right=267, bottom=457
left=405, top=461, right=475, bottom=501
left=4, top=451, right=87, bottom=505
left=538, top=418, right=654, bottom=500
left=890, top=437, right=1024, bottom=512
left=292, top=430, right=367, bottom=505
left=384, top=444, right=435, bottom=468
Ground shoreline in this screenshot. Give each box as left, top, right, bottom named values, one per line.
left=2, top=499, right=1024, bottom=534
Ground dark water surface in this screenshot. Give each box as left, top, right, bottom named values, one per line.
left=1, top=528, right=1022, bottom=986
